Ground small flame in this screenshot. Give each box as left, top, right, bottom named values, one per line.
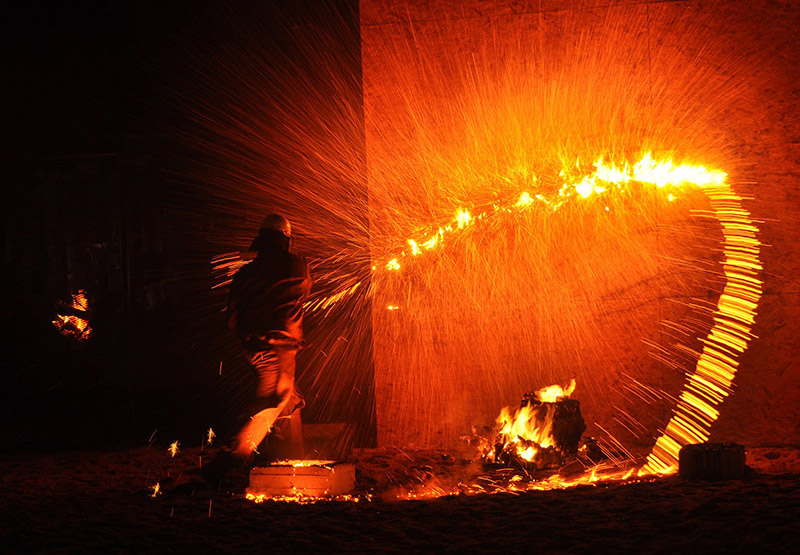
left=206, top=428, right=216, bottom=446
left=168, top=441, right=180, bottom=458
left=52, top=290, right=92, bottom=340
left=535, top=378, right=576, bottom=403
left=151, top=483, right=161, bottom=498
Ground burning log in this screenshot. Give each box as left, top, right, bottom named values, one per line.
left=679, top=442, right=745, bottom=481
left=482, top=379, right=586, bottom=473
left=520, top=394, right=586, bottom=456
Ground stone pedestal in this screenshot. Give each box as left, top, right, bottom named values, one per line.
left=247, top=461, right=356, bottom=497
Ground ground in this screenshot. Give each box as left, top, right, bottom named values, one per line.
left=1, top=445, right=798, bottom=553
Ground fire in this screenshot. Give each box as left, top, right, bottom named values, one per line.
left=206, top=428, right=216, bottom=446
left=210, top=151, right=761, bottom=480
left=493, top=403, right=556, bottom=462
left=168, top=441, right=180, bottom=458
left=150, top=482, right=161, bottom=498
left=535, top=378, right=577, bottom=403
left=52, top=290, right=92, bottom=340
left=483, top=379, right=578, bottom=468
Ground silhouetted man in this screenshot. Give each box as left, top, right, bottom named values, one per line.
left=228, top=214, right=311, bottom=461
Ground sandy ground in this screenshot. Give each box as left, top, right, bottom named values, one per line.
left=1, top=445, right=798, bottom=553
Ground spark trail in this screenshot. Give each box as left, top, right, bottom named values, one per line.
left=370, top=151, right=762, bottom=472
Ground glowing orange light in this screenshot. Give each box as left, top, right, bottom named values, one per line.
left=535, top=378, right=577, bottom=403
left=367, top=152, right=760, bottom=479
left=52, top=290, right=92, bottom=340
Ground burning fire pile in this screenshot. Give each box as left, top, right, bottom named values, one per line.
left=52, top=290, right=92, bottom=340
left=480, top=379, right=586, bottom=475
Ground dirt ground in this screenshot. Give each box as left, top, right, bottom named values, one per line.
left=1, top=445, right=798, bottom=553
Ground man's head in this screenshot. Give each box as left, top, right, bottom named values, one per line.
left=251, top=213, right=292, bottom=253
left=260, top=214, right=291, bottom=237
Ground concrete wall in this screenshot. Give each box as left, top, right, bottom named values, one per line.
left=361, top=0, right=800, bottom=449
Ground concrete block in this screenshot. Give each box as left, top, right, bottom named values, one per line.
left=247, top=461, right=356, bottom=497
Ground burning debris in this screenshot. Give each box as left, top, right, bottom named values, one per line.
left=481, top=379, right=586, bottom=474
left=52, top=290, right=92, bottom=340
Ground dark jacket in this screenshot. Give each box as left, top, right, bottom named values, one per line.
left=228, top=233, right=312, bottom=350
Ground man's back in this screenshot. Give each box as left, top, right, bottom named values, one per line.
left=229, top=248, right=311, bottom=347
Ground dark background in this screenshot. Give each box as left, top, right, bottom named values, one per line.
left=1, top=0, right=374, bottom=452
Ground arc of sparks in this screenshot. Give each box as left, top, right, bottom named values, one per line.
left=373, top=152, right=761, bottom=474
left=641, top=180, right=762, bottom=474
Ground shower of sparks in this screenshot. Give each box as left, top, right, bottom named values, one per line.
left=641, top=181, right=762, bottom=475
left=162, top=1, right=770, bottom=461
left=168, top=441, right=180, bottom=458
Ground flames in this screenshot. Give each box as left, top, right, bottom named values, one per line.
left=535, top=378, right=577, bottom=403
left=483, top=379, right=578, bottom=468
left=52, top=290, right=92, bottom=340
left=493, top=404, right=556, bottom=463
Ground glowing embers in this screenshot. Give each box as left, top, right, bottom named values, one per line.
left=481, top=380, right=585, bottom=473
left=52, top=290, right=92, bottom=340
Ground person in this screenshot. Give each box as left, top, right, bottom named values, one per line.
left=205, top=214, right=311, bottom=487
left=228, top=213, right=312, bottom=460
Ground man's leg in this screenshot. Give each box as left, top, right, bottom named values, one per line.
left=233, top=348, right=297, bottom=457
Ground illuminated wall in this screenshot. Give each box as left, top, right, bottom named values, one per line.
left=361, top=0, right=800, bottom=449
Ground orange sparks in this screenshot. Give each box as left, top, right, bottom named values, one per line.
left=640, top=180, right=761, bottom=476
left=370, top=152, right=761, bottom=477
left=372, top=152, right=730, bottom=276
left=168, top=441, right=180, bottom=458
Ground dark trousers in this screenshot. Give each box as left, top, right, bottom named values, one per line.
left=248, top=346, right=305, bottom=461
